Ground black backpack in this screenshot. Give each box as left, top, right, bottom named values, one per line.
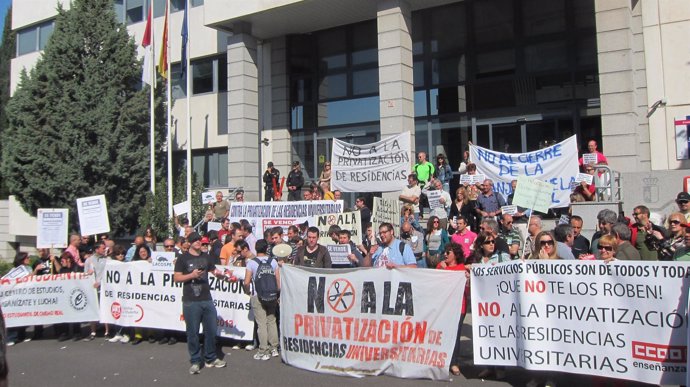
left=252, top=257, right=279, bottom=303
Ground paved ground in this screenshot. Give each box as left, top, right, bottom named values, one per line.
left=5, top=317, right=661, bottom=387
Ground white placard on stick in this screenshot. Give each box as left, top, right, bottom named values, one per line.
left=37, top=208, right=69, bottom=248
left=326, top=244, right=351, bottom=265
left=173, top=201, right=190, bottom=216
left=76, top=194, right=110, bottom=236
left=150, top=251, right=175, bottom=271
left=574, top=173, right=594, bottom=185
left=512, top=176, right=556, bottom=214
left=582, top=153, right=598, bottom=165
left=425, top=190, right=444, bottom=210
left=501, top=205, right=518, bottom=215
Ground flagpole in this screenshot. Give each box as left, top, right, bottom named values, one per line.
left=184, top=0, right=192, bottom=221
left=165, top=4, right=173, bottom=224
left=149, top=3, right=156, bottom=194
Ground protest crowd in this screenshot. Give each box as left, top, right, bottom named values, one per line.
left=3, top=138, right=690, bottom=387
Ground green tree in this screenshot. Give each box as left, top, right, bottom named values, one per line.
left=0, top=8, right=14, bottom=198
left=1, top=0, right=166, bottom=235
left=138, top=168, right=205, bottom=238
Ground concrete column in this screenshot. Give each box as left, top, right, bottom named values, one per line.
left=269, top=37, right=292, bottom=190
left=595, top=0, right=648, bottom=172
left=227, top=22, right=260, bottom=200
left=377, top=0, right=414, bottom=200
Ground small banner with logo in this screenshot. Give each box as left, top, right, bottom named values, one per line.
left=0, top=273, right=99, bottom=328
left=279, top=265, right=466, bottom=380
left=471, top=260, right=690, bottom=385
left=99, top=261, right=254, bottom=340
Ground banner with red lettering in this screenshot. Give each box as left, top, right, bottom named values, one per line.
left=279, top=266, right=466, bottom=380
left=1, top=273, right=100, bottom=328
left=471, top=260, right=690, bottom=385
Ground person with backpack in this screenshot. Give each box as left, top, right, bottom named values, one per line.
left=242, top=239, right=281, bottom=361
left=366, top=222, right=417, bottom=268
left=173, top=232, right=227, bottom=374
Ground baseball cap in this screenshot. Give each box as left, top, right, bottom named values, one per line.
left=187, top=232, right=201, bottom=244
left=200, top=237, right=210, bottom=244
left=677, top=192, right=690, bottom=202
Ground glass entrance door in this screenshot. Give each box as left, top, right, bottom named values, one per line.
left=472, top=115, right=542, bottom=153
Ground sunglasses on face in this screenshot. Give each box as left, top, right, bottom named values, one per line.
left=164, top=245, right=175, bottom=249
left=598, top=245, right=613, bottom=251
left=678, top=200, right=689, bottom=205
left=483, top=240, right=495, bottom=245
left=670, top=220, right=682, bottom=225
left=540, top=240, right=554, bottom=246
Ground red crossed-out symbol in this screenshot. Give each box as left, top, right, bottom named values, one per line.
left=326, top=278, right=355, bottom=313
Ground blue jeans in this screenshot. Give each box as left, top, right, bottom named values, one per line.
left=182, top=300, right=218, bottom=365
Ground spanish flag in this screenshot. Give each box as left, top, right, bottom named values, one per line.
left=158, top=4, right=168, bottom=79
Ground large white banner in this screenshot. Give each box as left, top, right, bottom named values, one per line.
left=470, top=136, right=579, bottom=208
left=229, top=200, right=344, bottom=238
left=0, top=273, right=99, bottom=328
left=331, top=133, right=411, bottom=193
left=99, top=261, right=253, bottom=340
left=76, top=194, right=110, bottom=235
left=36, top=208, right=69, bottom=249
left=280, top=266, right=466, bottom=380
left=471, top=260, right=690, bottom=385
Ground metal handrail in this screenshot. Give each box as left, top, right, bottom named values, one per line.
left=591, top=164, right=622, bottom=203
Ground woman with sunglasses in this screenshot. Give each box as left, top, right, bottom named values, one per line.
left=528, top=231, right=560, bottom=259
left=596, top=234, right=618, bottom=262
left=471, top=234, right=509, bottom=265
left=424, top=215, right=449, bottom=268
left=651, top=212, right=686, bottom=261
left=436, top=243, right=469, bottom=376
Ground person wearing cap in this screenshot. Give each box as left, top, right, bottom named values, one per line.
left=263, top=162, right=281, bottom=201
left=286, top=161, right=304, bottom=202
left=173, top=232, right=227, bottom=374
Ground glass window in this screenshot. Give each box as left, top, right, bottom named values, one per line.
left=192, top=58, right=213, bottom=94
left=38, top=21, right=54, bottom=50
left=317, top=96, right=380, bottom=127
left=170, top=0, right=186, bottom=12
left=217, top=55, right=227, bottom=92
left=524, top=41, right=568, bottom=73
left=126, top=0, right=145, bottom=24
left=576, top=36, right=597, bottom=67
left=522, top=0, right=565, bottom=37
left=433, top=55, right=467, bottom=85
left=476, top=49, right=515, bottom=77
left=152, top=0, right=166, bottom=18
left=16, top=27, right=38, bottom=56
left=473, top=0, right=514, bottom=45
left=171, top=63, right=187, bottom=99
left=472, top=80, right=515, bottom=110
left=352, top=68, right=378, bottom=96
left=411, top=12, right=424, bottom=56
left=114, top=0, right=125, bottom=23
left=413, top=60, right=424, bottom=87
left=414, top=90, right=427, bottom=117
left=318, top=73, right=347, bottom=100
left=415, top=120, right=429, bottom=155
left=574, top=0, right=595, bottom=30
left=430, top=3, right=465, bottom=53
left=318, top=29, right=347, bottom=72
left=292, top=134, right=316, bottom=179
left=191, top=0, right=204, bottom=6
left=192, top=149, right=228, bottom=188
left=351, top=21, right=377, bottom=66
left=291, top=78, right=313, bottom=104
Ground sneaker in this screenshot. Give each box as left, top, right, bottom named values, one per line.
left=158, top=337, right=169, bottom=345
left=148, top=337, right=157, bottom=344
left=189, top=363, right=201, bottom=375
left=253, top=352, right=270, bottom=361
left=167, top=337, right=177, bottom=345
left=108, top=334, right=123, bottom=343
left=120, top=334, right=130, bottom=344
left=204, top=359, right=227, bottom=368
left=6, top=342, right=14, bottom=347
left=270, top=348, right=279, bottom=357
left=544, top=379, right=557, bottom=387
left=131, top=337, right=143, bottom=345
left=245, top=344, right=256, bottom=351
left=231, top=344, right=241, bottom=350
left=83, top=333, right=96, bottom=342
left=23, top=337, right=32, bottom=343
left=57, top=333, right=70, bottom=342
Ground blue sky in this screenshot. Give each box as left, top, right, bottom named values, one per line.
left=0, top=0, right=10, bottom=33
